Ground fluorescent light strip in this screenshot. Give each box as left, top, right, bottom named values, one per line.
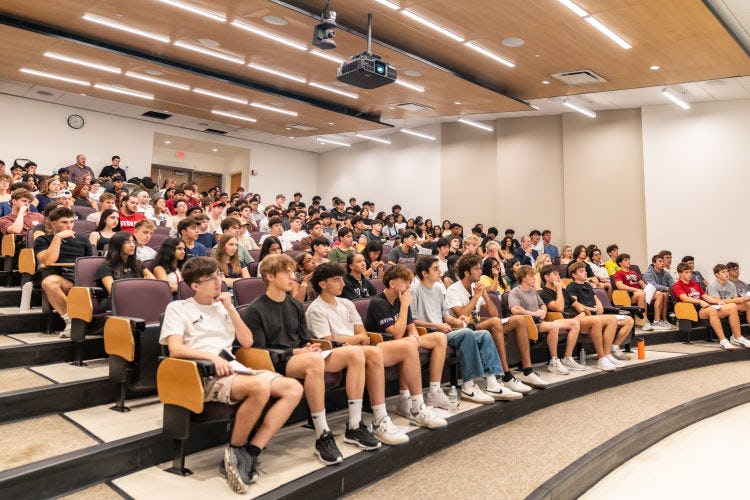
left=584, top=17, right=632, bottom=49
left=317, top=137, right=351, bottom=147
left=356, top=132, right=392, bottom=144
left=44, top=51, right=120, bottom=74
left=395, top=79, right=424, bottom=92
left=193, top=88, right=248, bottom=104
left=82, top=13, right=169, bottom=42
left=94, top=83, right=153, bottom=100
left=464, top=42, right=515, bottom=68
left=401, top=10, right=464, bottom=42
left=231, top=20, right=307, bottom=51
left=156, top=0, right=225, bottom=22
left=309, top=50, right=345, bottom=64
left=20, top=68, right=90, bottom=86
left=557, top=0, right=588, bottom=17
left=373, top=0, right=400, bottom=10
left=173, top=41, right=245, bottom=64
left=248, top=63, right=306, bottom=83
left=662, top=88, right=690, bottom=110
left=563, top=99, right=596, bottom=118
left=125, top=71, right=189, bottom=90
left=309, top=81, right=358, bottom=99
left=250, top=102, right=298, bottom=117
left=457, top=117, right=494, bottom=132
left=530, top=104, right=540, bottom=111
left=400, top=128, right=436, bottom=141
left=211, top=110, right=257, bottom=122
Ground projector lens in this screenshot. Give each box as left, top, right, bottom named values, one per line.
left=375, top=62, right=386, bottom=75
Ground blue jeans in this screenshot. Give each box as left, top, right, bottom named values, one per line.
left=446, top=328, right=503, bottom=381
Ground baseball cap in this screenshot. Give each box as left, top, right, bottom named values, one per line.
left=210, top=201, right=226, bottom=208
left=57, top=189, right=72, bottom=198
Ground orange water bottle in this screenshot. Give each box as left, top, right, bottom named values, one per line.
left=637, top=339, right=645, bottom=360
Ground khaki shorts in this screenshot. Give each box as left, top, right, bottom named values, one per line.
left=203, top=370, right=280, bottom=405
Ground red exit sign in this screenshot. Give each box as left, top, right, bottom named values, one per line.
left=175, top=151, right=186, bottom=159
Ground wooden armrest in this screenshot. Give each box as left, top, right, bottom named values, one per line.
left=545, top=311, right=564, bottom=321
left=523, top=315, right=539, bottom=341
left=18, top=248, right=36, bottom=275
left=235, top=347, right=275, bottom=372
left=416, top=326, right=428, bottom=336
left=157, top=358, right=205, bottom=414
left=67, top=286, right=94, bottom=322
left=674, top=302, right=698, bottom=322
left=1, top=234, right=16, bottom=257
left=103, top=316, right=145, bottom=362
left=611, top=290, right=632, bottom=307
left=310, top=338, right=333, bottom=350
left=46, top=262, right=76, bottom=267
left=367, top=332, right=384, bottom=345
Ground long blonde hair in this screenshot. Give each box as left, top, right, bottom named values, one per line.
left=215, top=234, right=242, bottom=276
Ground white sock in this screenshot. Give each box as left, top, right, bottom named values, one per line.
left=311, top=411, right=329, bottom=438
left=372, top=403, right=388, bottom=424
left=61, top=313, right=70, bottom=323
left=485, top=375, right=501, bottom=391
left=461, top=379, right=474, bottom=393
left=429, top=381, right=441, bottom=393
left=399, top=389, right=411, bottom=400
left=410, top=394, right=425, bottom=413
left=348, top=399, right=362, bottom=429
left=611, top=344, right=620, bottom=353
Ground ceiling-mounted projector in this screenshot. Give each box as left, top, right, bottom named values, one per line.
left=336, top=13, right=396, bottom=89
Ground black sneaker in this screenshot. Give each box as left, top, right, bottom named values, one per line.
left=343, top=421, right=382, bottom=450
left=314, top=430, right=343, bottom=465
left=220, top=446, right=258, bottom=494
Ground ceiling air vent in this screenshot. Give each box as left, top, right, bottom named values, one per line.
left=142, top=110, right=172, bottom=120
left=286, top=123, right=318, bottom=131
left=392, top=102, right=434, bottom=111
left=550, top=70, right=607, bottom=86
left=204, top=128, right=228, bottom=135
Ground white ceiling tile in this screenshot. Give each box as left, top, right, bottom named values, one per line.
left=0, top=77, right=33, bottom=95
left=56, top=92, right=97, bottom=108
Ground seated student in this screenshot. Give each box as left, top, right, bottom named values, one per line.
left=533, top=254, right=553, bottom=290
left=364, top=264, right=451, bottom=411
left=566, top=262, right=632, bottom=367
left=329, top=199, right=349, bottom=228
left=34, top=207, right=94, bottom=337
left=342, top=252, right=377, bottom=300
left=660, top=250, right=679, bottom=283
left=134, top=219, right=158, bottom=261
left=215, top=234, right=250, bottom=289
left=291, top=252, right=316, bottom=302
left=604, top=244, right=620, bottom=276
left=504, top=258, right=521, bottom=290
left=387, top=229, right=419, bottom=264
left=282, top=216, right=308, bottom=243
left=367, top=219, right=387, bottom=245
left=541, top=230, right=559, bottom=262
left=682, top=255, right=709, bottom=287
left=297, top=220, right=324, bottom=251
left=306, top=264, right=439, bottom=442
left=508, top=266, right=583, bottom=375
left=411, top=257, right=521, bottom=403
left=86, top=193, right=116, bottom=225
left=178, top=217, right=206, bottom=259
left=642, top=253, right=675, bottom=330
left=558, top=245, right=573, bottom=266
left=706, top=264, right=750, bottom=333
left=673, top=262, right=748, bottom=349
left=0, top=189, right=44, bottom=237
left=434, top=237, right=450, bottom=275
left=88, top=208, right=119, bottom=255
left=160, top=257, right=303, bottom=493
left=257, top=236, right=282, bottom=270
left=153, top=237, right=185, bottom=295
left=328, top=227, right=356, bottom=263
left=513, top=236, right=538, bottom=266
left=529, top=229, right=544, bottom=255
left=587, top=247, right=612, bottom=292
left=462, top=235, right=481, bottom=256
left=118, top=194, right=146, bottom=234
left=538, top=265, right=614, bottom=371
left=310, top=237, right=331, bottom=266
left=441, top=254, right=461, bottom=289
left=612, top=254, right=669, bottom=331
left=95, top=231, right=155, bottom=296
left=258, top=217, right=291, bottom=252
left=727, top=262, right=748, bottom=297
left=350, top=215, right=367, bottom=242
left=362, top=240, right=384, bottom=279
left=215, top=218, right=254, bottom=265
left=191, top=213, right=215, bottom=249
left=242, top=254, right=379, bottom=465
left=567, top=245, right=606, bottom=290
left=446, top=254, right=545, bottom=391
left=479, top=257, right=508, bottom=294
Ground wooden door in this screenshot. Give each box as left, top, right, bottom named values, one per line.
left=230, top=173, right=242, bottom=194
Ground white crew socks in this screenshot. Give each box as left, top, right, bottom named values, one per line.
left=485, top=375, right=501, bottom=391
left=410, top=394, right=425, bottom=413
left=399, top=389, right=411, bottom=400
left=311, top=411, right=330, bottom=438
left=348, top=399, right=363, bottom=429
left=429, top=381, right=441, bottom=393
left=372, top=403, right=388, bottom=424
left=461, top=379, right=475, bottom=393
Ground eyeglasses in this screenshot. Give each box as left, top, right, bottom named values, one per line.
left=199, top=272, right=225, bottom=284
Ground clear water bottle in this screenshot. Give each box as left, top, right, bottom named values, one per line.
left=579, top=348, right=587, bottom=367
left=448, top=386, right=459, bottom=412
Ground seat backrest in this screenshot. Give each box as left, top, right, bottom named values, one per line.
left=249, top=249, right=261, bottom=261
left=234, top=277, right=267, bottom=306
left=249, top=232, right=266, bottom=244
left=74, top=206, right=96, bottom=220
left=285, top=250, right=303, bottom=259
left=631, top=264, right=642, bottom=276
left=178, top=280, right=194, bottom=300
left=556, top=264, right=569, bottom=279
left=370, top=278, right=384, bottom=293
left=593, top=288, right=613, bottom=308
left=73, top=220, right=96, bottom=236
left=142, top=259, right=157, bottom=272
left=497, top=292, right=511, bottom=317
left=111, top=278, right=173, bottom=323
left=247, top=261, right=259, bottom=277
left=154, top=225, right=171, bottom=236
left=353, top=298, right=371, bottom=323
left=146, top=233, right=170, bottom=252
left=74, top=256, right=107, bottom=287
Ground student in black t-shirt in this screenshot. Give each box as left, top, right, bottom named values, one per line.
left=34, top=207, right=94, bottom=336
left=95, top=231, right=155, bottom=296
left=342, top=253, right=377, bottom=300
left=241, top=254, right=378, bottom=466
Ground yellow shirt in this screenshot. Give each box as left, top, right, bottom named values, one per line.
left=604, top=259, right=620, bottom=276
left=479, top=275, right=502, bottom=293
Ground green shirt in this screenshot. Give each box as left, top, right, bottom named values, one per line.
left=329, top=246, right=355, bottom=263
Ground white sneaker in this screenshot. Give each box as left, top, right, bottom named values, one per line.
left=59, top=318, right=72, bottom=339
left=372, top=416, right=409, bottom=445
left=655, top=320, right=673, bottom=331
left=517, top=371, right=549, bottom=388
left=393, top=396, right=411, bottom=419
left=611, top=346, right=632, bottom=360
left=504, top=377, right=532, bottom=394
left=730, top=336, right=750, bottom=348
left=409, top=404, right=447, bottom=429
left=641, top=321, right=653, bottom=331
left=425, top=389, right=451, bottom=410
left=607, top=354, right=626, bottom=367
left=597, top=357, right=617, bottom=372
left=547, top=358, right=570, bottom=375
left=562, top=357, right=589, bottom=371
left=485, top=383, right=523, bottom=401
left=721, top=338, right=740, bottom=349
left=460, top=385, right=495, bottom=405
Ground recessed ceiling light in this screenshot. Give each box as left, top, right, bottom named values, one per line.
left=44, top=51, right=121, bottom=73
left=317, top=137, right=351, bottom=147
left=309, top=81, right=359, bottom=99
left=250, top=102, right=298, bottom=116
left=464, top=42, right=515, bottom=68
left=535, top=54, right=541, bottom=58
left=165, top=140, right=171, bottom=144
left=193, top=88, right=248, bottom=104
left=309, top=50, right=344, bottom=64
left=262, top=15, right=288, bottom=26
left=174, top=41, right=244, bottom=64
left=212, top=148, right=219, bottom=152
left=395, top=79, right=425, bottom=92
left=401, top=10, right=464, bottom=42
left=454, top=101, right=462, bottom=105
left=126, top=71, right=190, bottom=90
left=501, top=37, right=525, bottom=47
left=231, top=20, right=307, bottom=51
left=662, top=87, right=690, bottom=110
left=270, top=101, right=285, bottom=107
left=457, top=117, right=494, bottom=132
left=212, top=110, right=258, bottom=123
left=542, top=80, right=550, bottom=84
left=94, top=83, right=154, bottom=100
left=373, top=0, right=400, bottom=9
left=650, top=65, right=660, bottom=70
left=145, top=69, right=164, bottom=75
left=80, top=93, right=87, bottom=96
left=530, top=105, right=540, bottom=110
left=356, top=132, right=392, bottom=144
left=248, top=63, right=306, bottom=83
left=156, top=0, right=226, bottom=22
left=37, top=90, right=55, bottom=96
left=20, top=68, right=90, bottom=86
left=198, top=38, right=221, bottom=47
left=82, top=13, right=170, bottom=42
left=330, top=82, right=347, bottom=87
left=328, top=122, right=334, bottom=125
left=403, top=69, right=422, bottom=77
left=401, top=128, right=436, bottom=141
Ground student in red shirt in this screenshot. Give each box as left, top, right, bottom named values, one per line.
left=613, top=254, right=669, bottom=331
left=118, top=194, right=146, bottom=234
left=673, top=262, right=748, bottom=349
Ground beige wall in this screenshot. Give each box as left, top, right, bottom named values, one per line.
left=562, top=108, right=646, bottom=265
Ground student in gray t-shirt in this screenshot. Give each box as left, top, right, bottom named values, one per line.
left=707, top=263, right=750, bottom=324
left=387, top=230, right=419, bottom=264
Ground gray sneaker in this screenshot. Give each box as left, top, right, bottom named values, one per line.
left=221, top=446, right=258, bottom=494
left=611, top=346, right=631, bottom=360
